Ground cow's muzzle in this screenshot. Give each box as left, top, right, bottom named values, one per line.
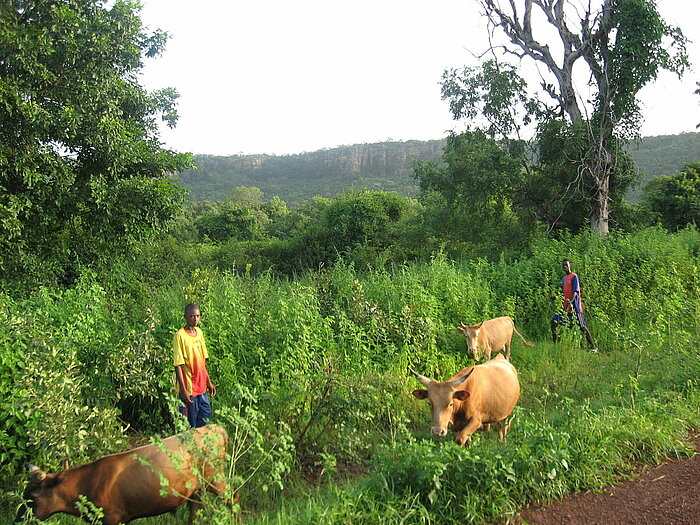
left=431, top=427, right=448, bottom=437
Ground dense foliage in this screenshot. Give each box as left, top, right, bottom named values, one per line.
left=2, top=2, right=700, bottom=524
left=2, top=227, right=699, bottom=524
left=642, top=162, right=700, bottom=230
left=0, top=0, right=191, bottom=288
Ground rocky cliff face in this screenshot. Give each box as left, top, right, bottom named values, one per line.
left=308, top=140, right=445, bottom=176
left=180, top=140, right=446, bottom=203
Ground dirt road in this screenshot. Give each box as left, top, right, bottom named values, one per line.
left=517, top=435, right=700, bottom=525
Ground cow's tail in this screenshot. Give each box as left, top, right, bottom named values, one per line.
left=513, top=324, right=535, bottom=347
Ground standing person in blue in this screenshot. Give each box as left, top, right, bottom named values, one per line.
left=173, top=303, right=217, bottom=427
left=551, top=259, right=597, bottom=351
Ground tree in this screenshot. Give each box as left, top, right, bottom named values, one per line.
left=642, top=163, right=700, bottom=231
left=449, top=0, right=688, bottom=234
left=0, top=0, right=191, bottom=286
left=413, top=131, right=536, bottom=256
left=282, top=191, right=420, bottom=272
left=696, top=81, right=700, bottom=129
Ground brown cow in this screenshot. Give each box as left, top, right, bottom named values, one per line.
left=456, top=315, right=534, bottom=360
left=16, top=424, right=231, bottom=525
left=410, top=354, right=520, bottom=446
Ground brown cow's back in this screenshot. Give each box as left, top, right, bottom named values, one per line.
left=458, top=316, right=533, bottom=360
left=479, top=317, right=515, bottom=355
left=20, top=424, right=229, bottom=525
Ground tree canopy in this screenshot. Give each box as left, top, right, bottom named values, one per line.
left=642, top=162, right=700, bottom=231
left=0, top=0, right=191, bottom=286
left=445, top=0, right=689, bottom=234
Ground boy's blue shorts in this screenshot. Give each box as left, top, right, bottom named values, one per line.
left=552, top=310, right=587, bottom=329
left=179, top=392, right=211, bottom=428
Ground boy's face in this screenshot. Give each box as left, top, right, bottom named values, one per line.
left=185, top=308, right=201, bottom=329
left=562, top=260, right=572, bottom=274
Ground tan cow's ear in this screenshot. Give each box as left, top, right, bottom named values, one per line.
left=412, top=389, right=429, bottom=399
left=456, top=326, right=464, bottom=333
left=453, top=390, right=470, bottom=400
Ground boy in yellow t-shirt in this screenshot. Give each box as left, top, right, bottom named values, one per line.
left=173, top=303, right=216, bottom=427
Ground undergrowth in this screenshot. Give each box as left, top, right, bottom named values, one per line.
left=3, top=227, right=699, bottom=524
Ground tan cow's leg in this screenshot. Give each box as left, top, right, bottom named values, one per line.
left=455, top=418, right=482, bottom=446
left=505, top=342, right=511, bottom=359
left=497, top=417, right=513, bottom=441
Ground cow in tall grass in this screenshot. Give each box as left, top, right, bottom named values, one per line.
left=456, top=316, right=534, bottom=360
left=410, top=354, right=520, bottom=446
left=16, top=424, right=232, bottom=525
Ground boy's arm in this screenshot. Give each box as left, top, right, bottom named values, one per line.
left=175, top=365, right=192, bottom=404
left=206, top=364, right=216, bottom=396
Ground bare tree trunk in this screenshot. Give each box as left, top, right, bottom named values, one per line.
left=588, top=172, right=610, bottom=234
left=583, top=129, right=613, bottom=234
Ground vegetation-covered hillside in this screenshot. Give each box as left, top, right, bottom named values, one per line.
left=179, top=140, right=445, bottom=205
left=177, top=133, right=700, bottom=205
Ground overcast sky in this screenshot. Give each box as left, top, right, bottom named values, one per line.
left=138, top=0, right=700, bottom=156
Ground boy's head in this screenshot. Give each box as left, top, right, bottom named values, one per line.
left=561, top=259, right=572, bottom=274
left=184, top=303, right=201, bottom=328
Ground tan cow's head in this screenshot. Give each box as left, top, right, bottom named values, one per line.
left=456, top=322, right=484, bottom=359
left=409, top=367, right=474, bottom=437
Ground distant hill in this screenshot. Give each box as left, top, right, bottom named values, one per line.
left=176, top=140, right=445, bottom=206
left=176, top=133, right=700, bottom=205
left=626, top=133, right=700, bottom=200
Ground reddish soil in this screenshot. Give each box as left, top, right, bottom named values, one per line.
left=517, top=435, right=700, bottom=525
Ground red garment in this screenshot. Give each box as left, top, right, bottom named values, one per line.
left=173, top=327, right=209, bottom=396
left=562, top=272, right=583, bottom=313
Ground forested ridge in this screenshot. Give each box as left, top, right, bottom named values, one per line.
left=178, top=133, right=700, bottom=205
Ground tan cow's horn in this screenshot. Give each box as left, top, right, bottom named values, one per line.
left=408, top=367, right=431, bottom=386
left=450, top=367, right=474, bottom=387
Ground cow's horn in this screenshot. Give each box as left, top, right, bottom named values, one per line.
left=451, top=367, right=474, bottom=387
left=408, top=367, right=431, bottom=386
left=27, top=464, right=46, bottom=480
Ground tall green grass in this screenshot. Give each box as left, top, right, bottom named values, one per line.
left=3, top=227, right=699, bottom=524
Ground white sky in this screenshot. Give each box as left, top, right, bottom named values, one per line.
left=138, top=0, right=700, bottom=156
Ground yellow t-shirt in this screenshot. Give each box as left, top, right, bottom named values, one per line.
left=173, top=327, right=209, bottom=396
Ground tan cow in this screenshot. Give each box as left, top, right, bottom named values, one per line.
left=16, top=424, right=232, bottom=525
left=410, top=354, right=520, bottom=446
left=456, top=315, right=534, bottom=360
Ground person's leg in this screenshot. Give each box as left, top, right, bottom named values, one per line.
left=551, top=315, right=561, bottom=343
left=179, top=403, right=196, bottom=428
left=582, top=326, right=596, bottom=349
left=575, top=311, right=597, bottom=349
left=186, top=399, right=198, bottom=428
left=193, top=393, right=212, bottom=428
